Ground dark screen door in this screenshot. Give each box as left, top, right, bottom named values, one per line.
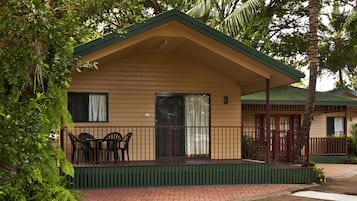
left=156, top=95, right=185, bottom=159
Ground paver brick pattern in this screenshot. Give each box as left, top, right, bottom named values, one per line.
left=81, top=184, right=298, bottom=201
left=316, top=164, right=357, bottom=178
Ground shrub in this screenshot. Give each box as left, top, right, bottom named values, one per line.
left=346, top=156, right=357, bottom=164
left=242, top=135, right=265, bottom=160
left=307, top=161, right=326, bottom=183
left=348, top=124, right=357, bottom=156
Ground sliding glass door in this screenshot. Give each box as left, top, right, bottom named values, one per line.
left=156, top=94, right=210, bottom=159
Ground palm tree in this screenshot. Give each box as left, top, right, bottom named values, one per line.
left=319, top=0, right=357, bottom=89
left=186, top=0, right=262, bottom=37
left=344, top=9, right=357, bottom=89
left=294, top=0, right=319, bottom=163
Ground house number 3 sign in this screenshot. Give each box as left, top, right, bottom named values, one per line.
left=224, top=96, right=229, bottom=104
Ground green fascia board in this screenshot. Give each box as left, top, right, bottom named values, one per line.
left=74, top=9, right=304, bottom=81
left=74, top=11, right=180, bottom=57
left=242, top=86, right=357, bottom=106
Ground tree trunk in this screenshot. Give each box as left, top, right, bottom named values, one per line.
left=338, top=69, right=344, bottom=88
left=294, top=0, right=319, bottom=163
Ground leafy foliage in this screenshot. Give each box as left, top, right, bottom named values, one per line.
left=310, top=161, right=326, bottom=183
left=0, top=0, right=144, bottom=200
left=346, top=124, right=357, bottom=163
left=348, top=124, right=357, bottom=157
left=345, top=156, right=357, bottom=164
left=303, top=161, right=326, bottom=183
left=85, top=1, right=145, bottom=35
left=142, top=0, right=262, bottom=38
left=185, top=0, right=262, bottom=37
left=241, top=135, right=265, bottom=160
left=319, top=1, right=357, bottom=88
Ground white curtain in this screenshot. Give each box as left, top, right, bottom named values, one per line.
left=334, top=117, right=344, bottom=136
left=89, top=94, right=107, bottom=121
left=185, top=95, right=209, bottom=156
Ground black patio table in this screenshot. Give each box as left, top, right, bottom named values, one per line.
left=86, top=138, right=121, bottom=163
left=83, top=138, right=101, bottom=163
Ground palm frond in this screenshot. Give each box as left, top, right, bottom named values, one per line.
left=186, top=0, right=213, bottom=18
left=219, top=0, right=262, bottom=36
left=344, top=10, right=357, bottom=28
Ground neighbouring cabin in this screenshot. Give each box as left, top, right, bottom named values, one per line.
left=242, top=85, right=357, bottom=163
left=328, top=87, right=357, bottom=136
left=61, top=10, right=312, bottom=188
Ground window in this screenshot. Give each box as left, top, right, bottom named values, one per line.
left=327, top=117, right=345, bottom=136
left=68, top=92, right=108, bottom=122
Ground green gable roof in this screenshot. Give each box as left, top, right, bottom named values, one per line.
left=242, top=86, right=357, bottom=106
left=74, top=9, right=304, bottom=82
left=328, top=88, right=357, bottom=98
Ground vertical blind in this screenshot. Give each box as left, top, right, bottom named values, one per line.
left=185, top=95, right=209, bottom=156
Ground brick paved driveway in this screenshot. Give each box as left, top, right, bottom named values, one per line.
left=81, top=184, right=303, bottom=201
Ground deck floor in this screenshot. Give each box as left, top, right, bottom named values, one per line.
left=71, top=158, right=304, bottom=169
left=72, top=158, right=266, bottom=167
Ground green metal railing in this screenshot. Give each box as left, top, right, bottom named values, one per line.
left=310, top=156, right=348, bottom=164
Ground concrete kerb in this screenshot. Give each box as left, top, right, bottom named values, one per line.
left=316, top=164, right=357, bottom=179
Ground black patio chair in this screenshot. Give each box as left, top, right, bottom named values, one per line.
left=78, top=132, right=96, bottom=161
left=119, top=132, right=133, bottom=161
left=103, top=132, right=122, bottom=161
left=68, top=133, right=90, bottom=163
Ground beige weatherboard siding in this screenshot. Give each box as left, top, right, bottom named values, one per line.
left=347, top=108, right=357, bottom=135
left=310, top=110, right=357, bottom=137
left=68, top=10, right=304, bottom=161
left=69, top=52, right=242, bottom=160
left=70, top=52, right=242, bottom=126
